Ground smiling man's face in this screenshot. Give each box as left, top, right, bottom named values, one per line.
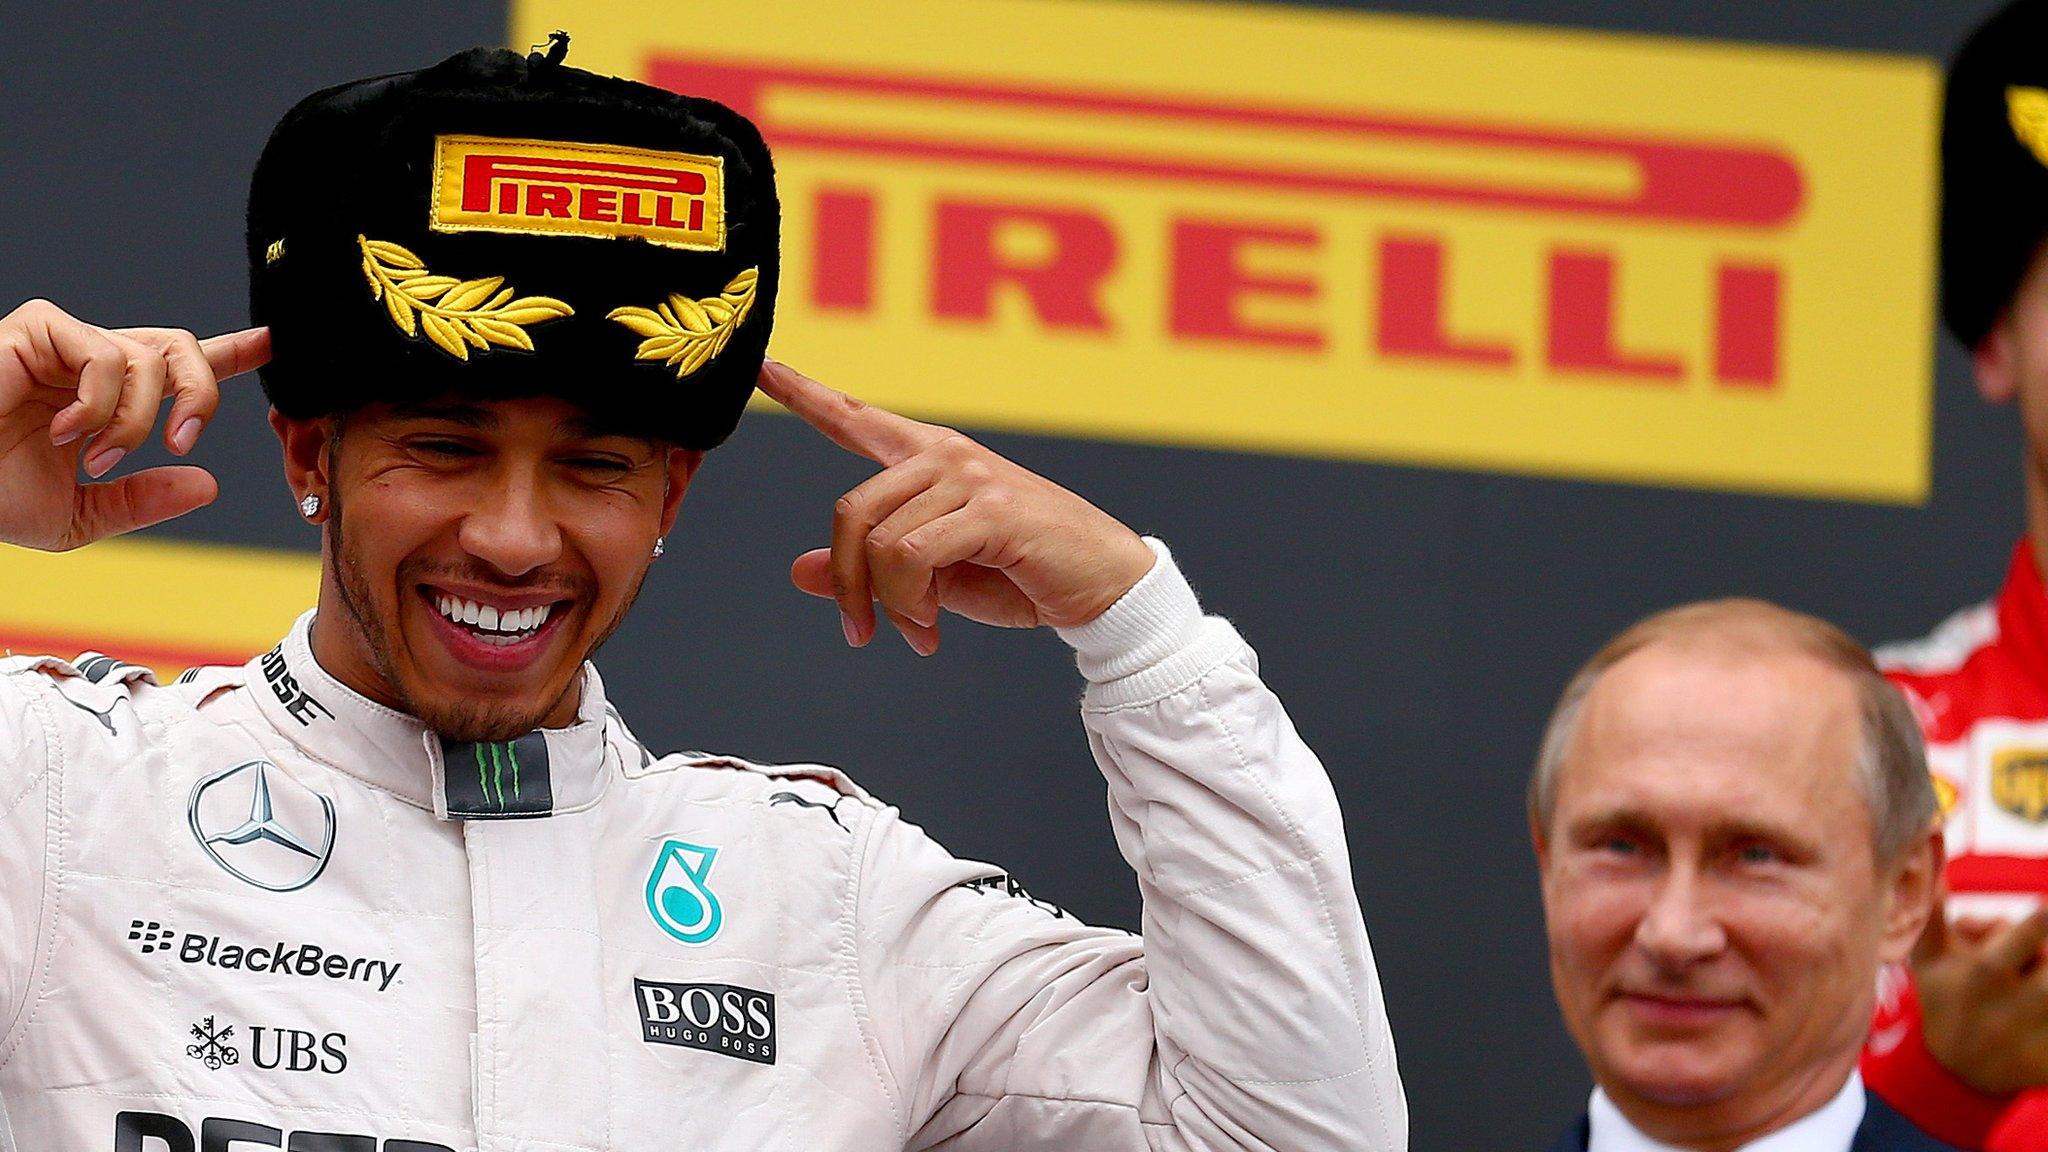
left=1534, top=640, right=1911, bottom=1147
left=278, top=394, right=696, bottom=741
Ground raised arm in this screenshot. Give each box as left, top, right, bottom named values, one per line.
left=0, top=298, right=266, bottom=552
left=759, top=361, right=1405, bottom=1150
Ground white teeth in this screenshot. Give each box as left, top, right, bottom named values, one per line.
left=432, top=593, right=553, bottom=636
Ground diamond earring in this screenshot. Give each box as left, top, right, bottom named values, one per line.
left=652, top=536, right=665, bottom=559
left=299, top=493, right=322, bottom=519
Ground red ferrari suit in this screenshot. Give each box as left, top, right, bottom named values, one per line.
left=1866, top=539, right=2048, bottom=1150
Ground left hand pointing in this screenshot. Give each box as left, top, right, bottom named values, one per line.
left=756, top=360, right=1156, bottom=655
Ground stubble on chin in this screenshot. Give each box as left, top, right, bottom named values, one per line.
left=326, top=481, right=647, bottom=742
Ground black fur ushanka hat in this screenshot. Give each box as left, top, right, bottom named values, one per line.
left=248, top=35, right=778, bottom=449
left=1943, top=0, right=2048, bottom=351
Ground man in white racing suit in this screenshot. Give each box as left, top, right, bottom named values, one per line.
left=0, top=40, right=1404, bottom=1152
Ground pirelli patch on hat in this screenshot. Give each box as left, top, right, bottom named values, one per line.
left=248, top=40, right=780, bottom=450
left=430, top=134, right=727, bottom=251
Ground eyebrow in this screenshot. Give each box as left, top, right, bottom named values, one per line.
left=1568, top=807, right=1818, bottom=850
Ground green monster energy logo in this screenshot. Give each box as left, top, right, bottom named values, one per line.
left=439, top=732, right=552, bottom=819
left=474, top=741, right=523, bottom=810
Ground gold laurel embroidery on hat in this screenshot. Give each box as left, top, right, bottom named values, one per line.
left=606, top=267, right=758, bottom=380
left=357, top=235, right=574, bottom=361
left=2009, top=86, right=2048, bottom=167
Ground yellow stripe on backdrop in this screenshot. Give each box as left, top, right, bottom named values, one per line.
left=0, top=538, right=319, bottom=677
left=517, top=0, right=1939, bottom=503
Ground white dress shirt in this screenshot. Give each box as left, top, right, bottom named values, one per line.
left=1588, top=1072, right=1866, bottom=1152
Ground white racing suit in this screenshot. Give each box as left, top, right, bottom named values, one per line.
left=0, top=541, right=1404, bottom=1151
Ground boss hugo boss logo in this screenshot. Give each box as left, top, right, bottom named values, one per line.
left=634, top=978, right=775, bottom=1065
left=259, top=643, right=334, bottom=726
left=113, top=1111, right=453, bottom=1151
left=188, top=760, right=336, bottom=893
left=129, top=918, right=401, bottom=993
left=645, top=840, right=723, bottom=946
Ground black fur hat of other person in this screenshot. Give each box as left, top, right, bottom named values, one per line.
left=1943, top=0, right=2048, bottom=351
left=247, top=34, right=778, bottom=449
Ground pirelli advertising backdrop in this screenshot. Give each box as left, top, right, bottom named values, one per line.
left=533, top=0, right=1938, bottom=503
left=0, top=1, right=2010, bottom=1148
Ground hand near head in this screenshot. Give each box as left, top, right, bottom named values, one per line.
left=0, top=299, right=269, bottom=551
left=756, top=360, right=1156, bottom=655
left=1912, top=900, right=2048, bottom=1094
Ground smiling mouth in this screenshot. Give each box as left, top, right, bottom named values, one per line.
left=1618, top=991, right=1747, bottom=1023
left=423, top=588, right=567, bottom=648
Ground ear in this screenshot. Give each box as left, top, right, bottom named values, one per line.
left=1530, top=810, right=1552, bottom=871
left=657, top=448, right=704, bottom=538
left=1974, top=316, right=2021, bottom=404
left=1878, top=828, right=1944, bottom=967
left=269, top=407, right=337, bottom=524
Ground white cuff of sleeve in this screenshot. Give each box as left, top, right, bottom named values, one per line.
left=1055, top=537, right=1207, bottom=684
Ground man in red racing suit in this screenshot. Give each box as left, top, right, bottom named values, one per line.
left=1870, top=542, right=2048, bottom=1148
left=1860, top=1, right=2048, bottom=1144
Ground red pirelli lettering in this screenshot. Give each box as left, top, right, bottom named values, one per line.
left=1170, top=219, right=1323, bottom=350
left=932, top=200, right=1117, bottom=330
left=1377, top=236, right=1514, bottom=368
left=526, top=185, right=572, bottom=219
left=813, top=189, right=879, bottom=312
left=1714, top=264, right=1781, bottom=388
left=1547, top=250, right=1685, bottom=380
left=461, top=153, right=708, bottom=213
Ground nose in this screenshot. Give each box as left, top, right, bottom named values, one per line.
left=458, top=465, right=563, bottom=579
left=1633, top=865, right=1728, bottom=972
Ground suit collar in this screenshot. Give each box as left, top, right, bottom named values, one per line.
left=247, top=609, right=613, bottom=818
left=1582, top=1073, right=1864, bottom=1152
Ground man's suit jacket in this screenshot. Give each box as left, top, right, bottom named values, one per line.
left=1547, top=1094, right=1964, bottom=1152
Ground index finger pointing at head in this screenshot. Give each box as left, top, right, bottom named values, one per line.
left=197, top=326, right=272, bottom=382
left=756, top=359, right=945, bottom=466
left=122, top=328, right=232, bottom=455
left=136, top=326, right=269, bottom=456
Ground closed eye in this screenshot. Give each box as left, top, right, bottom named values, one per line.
left=564, top=456, right=633, bottom=475
left=415, top=438, right=483, bottom=459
